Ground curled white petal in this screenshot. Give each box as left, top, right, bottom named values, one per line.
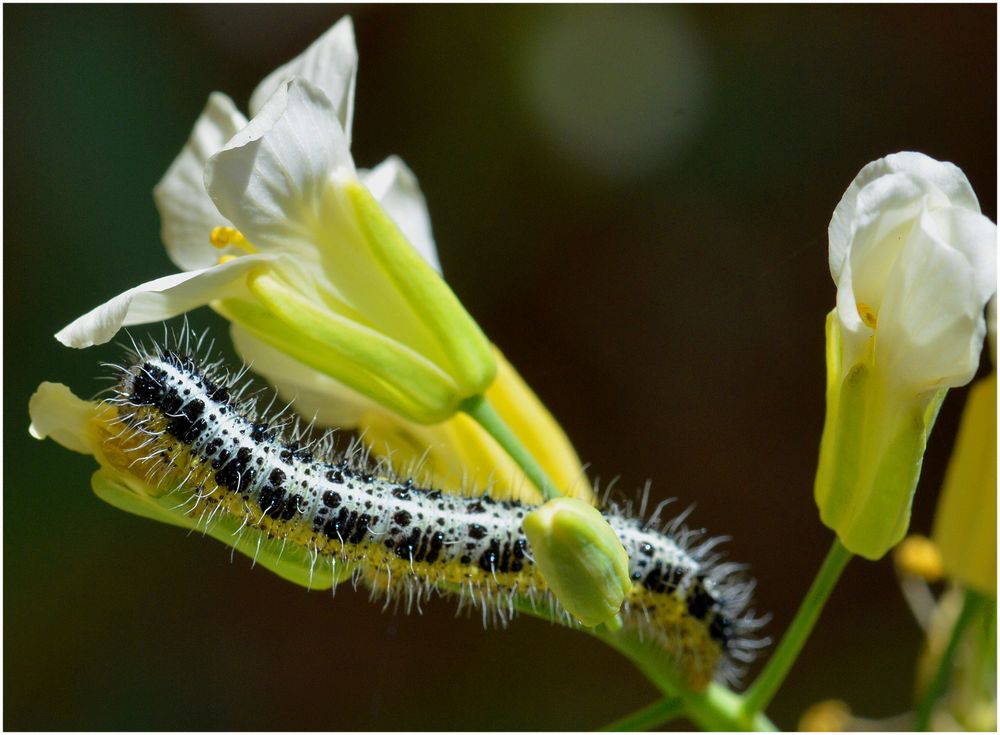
left=230, top=323, right=380, bottom=427
left=829, top=151, right=980, bottom=282
left=926, top=206, right=997, bottom=306
left=28, top=382, right=99, bottom=455
left=248, top=17, right=358, bottom=144
left=845, top=174, right=927, bottom=308
left=207, top=77, right=447, bottom=363
left=878, top=209, right=988, bottom=390
left=361, top=156, right=441, bottom=274
left=56, top=256, right=275, bottom=348
left=206, top=78, right=354, bottom=253
left=154, top=93, right=248, bottom=270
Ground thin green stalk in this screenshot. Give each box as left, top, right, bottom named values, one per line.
left=913, top=588, right=985, bottom=731
left=600, top=697, right=685, bottom=731
left=506, top=595, right=775, bottom=731
left=460, top=394, right=560, bottom=500
left=741, top=537, right=853, bottom=719
left=593, top=625, right=777, bottom=731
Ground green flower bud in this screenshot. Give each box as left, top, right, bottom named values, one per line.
left=523, top=497, right=631, bottom=627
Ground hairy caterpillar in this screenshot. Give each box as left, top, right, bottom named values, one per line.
left=95, top=333, right=765, bottom=689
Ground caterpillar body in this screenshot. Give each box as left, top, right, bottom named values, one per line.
left=99, top=339, right=765, bottom=689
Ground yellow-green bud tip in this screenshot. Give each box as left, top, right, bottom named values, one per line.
left=523, top=497, right=631, bottom=627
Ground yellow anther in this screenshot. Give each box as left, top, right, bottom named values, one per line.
left=217, top=254, right=238, bottom=265
left=893, top=534, right=944, bottom=582
left=210, top=226, right=256, bottom=254
left=856, top=301, right=878, bottom=329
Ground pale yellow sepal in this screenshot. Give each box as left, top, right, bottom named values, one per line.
left=360, top=347, right=594, bottom=504
left=932, top=373, right=997, bottom=597
left=484, top=347, right=592, bottom=502
left=29, top=381, right=109, bottom=455
left=815, top=311, right=946, bottom=560
left=523, top=497, right=630, bottom=627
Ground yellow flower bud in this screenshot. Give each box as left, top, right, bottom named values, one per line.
left=523, top=497, right=631, bottom=627
left=894, top=534, right=944, bottom=583
left=798, top=699, right=852, bottom=732
left=932, top=373, right=997, bottom=597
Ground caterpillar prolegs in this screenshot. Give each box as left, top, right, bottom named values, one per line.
left=95, top=334, right=766, bottom=689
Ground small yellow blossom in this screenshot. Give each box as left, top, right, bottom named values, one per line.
left=894, top=535, right=945, bottom=583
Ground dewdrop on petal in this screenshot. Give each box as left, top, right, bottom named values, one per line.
left=523, top=497, right=631, bottom=627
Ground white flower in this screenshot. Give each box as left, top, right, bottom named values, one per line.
left=43, top=16, right=593, bottom=505
left=55, top=18, right=494, bottom=424
left=828, top=151, right=996, bottom=392
left=816, top=152, right=997, bottom=560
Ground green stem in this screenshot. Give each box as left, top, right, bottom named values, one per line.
left=741, top=537, right=853, bottom=719
left=913, top=588, right=985, bottom=731
left=460, top=394, right=561, bottom=500
left=506, top=595, right=775, bottom=731
left=600, top=697, right=686, bottom=731
left=593, top=626, right=777, bottom=731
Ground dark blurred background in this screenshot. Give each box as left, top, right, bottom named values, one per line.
left=4, top=5, right=996, bottom=730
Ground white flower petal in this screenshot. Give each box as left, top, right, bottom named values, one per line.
left=206, top=79, right=354, bottom=253
left=834, top=258, right=870, bottom=369
left=208, top=79, right=441, bottom=356
left=360, top=156, right=441, bottom=274
left=846, top=173, right=933, bottom=310
left=878, top=212, right=987, bottom=389
left=248, top=17, right=358, bottom=144
left=989, top=294, right=997, bottom=367
left=230, top=323, right=379, bottom=427
left=28, top=382, right=99, bottom=455
left=56, top=256, right=274, bottom=348
left=829, top=152, right=980, bottom=281
left=154, top=93, right=248, bottom=270
left=925, top=206, right=997, bottom=306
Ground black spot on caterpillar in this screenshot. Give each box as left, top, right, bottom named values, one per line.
left=96, top=334, right=766, bottom=688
